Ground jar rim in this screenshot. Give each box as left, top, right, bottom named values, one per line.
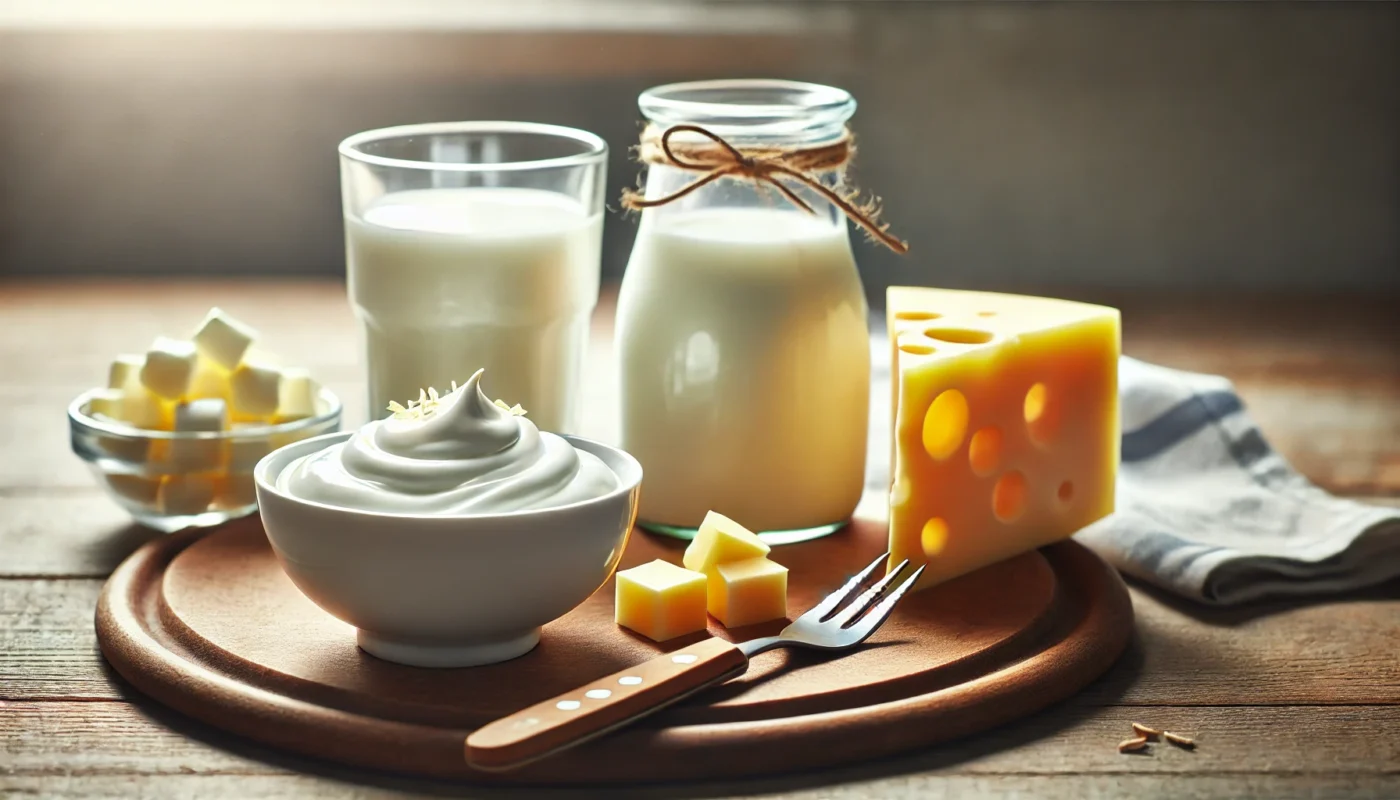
left=638, top=79, right=855, bottom=142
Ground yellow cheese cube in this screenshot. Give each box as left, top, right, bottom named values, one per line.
left=887, top=287, right=1120, bottom=591
left=709, top=557, right=788, bottom=628
left=682, top=510, right=771, bottom=574
left=615, top=559, right=707, bottom=642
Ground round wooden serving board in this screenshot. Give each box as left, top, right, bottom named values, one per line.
left=97, top=515, right=1133, bottom=784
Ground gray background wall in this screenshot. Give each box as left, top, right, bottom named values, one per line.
left=1, top=1, right=1396, bottom=297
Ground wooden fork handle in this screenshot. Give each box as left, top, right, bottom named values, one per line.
left=464, top=637, right=748, bottom=772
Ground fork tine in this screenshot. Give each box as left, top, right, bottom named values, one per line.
left=801, top=552, right=889, bottom=624
left=833, top=559, right=911, bottom=627
left=846, top=564, right=927, bottom=641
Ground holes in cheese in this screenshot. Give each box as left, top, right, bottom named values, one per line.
left=1024, top=382, right=1061, bottom=445
left=1058, top=480, right=1075, bottom=504
left=887, top=286, right=1119, bottom=591
left=968, top=427, right=1003, bottom=476
left=992, top=471, right=1028, bottom=522
left=922, top=389, right=969, bottom=461
left=899, top=343, right=936, bottom=356
left=1024, top=383, right=1048, bottom=422
left=921, top=517, right=949, bottom=556
left=924, top=328, right=994, bottom=345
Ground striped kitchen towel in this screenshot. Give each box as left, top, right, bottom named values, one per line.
left=868, top=344, right=1400, bottom=604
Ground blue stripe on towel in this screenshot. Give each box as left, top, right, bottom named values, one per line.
left=1121, top=390, right=1243, bottom=463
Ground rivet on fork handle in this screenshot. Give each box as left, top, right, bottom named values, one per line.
left=465, top=637, right=748, bottom=771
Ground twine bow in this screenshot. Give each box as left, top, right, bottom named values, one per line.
left=622, top=124, right=908, bottom=254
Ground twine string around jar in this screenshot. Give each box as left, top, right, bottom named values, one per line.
left=621, top=124, right=909, bottom=254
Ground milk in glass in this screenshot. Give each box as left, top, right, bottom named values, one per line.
left=346, top=187, right=601, bottom=432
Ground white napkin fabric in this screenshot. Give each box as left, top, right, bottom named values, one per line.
left=867, top=337, right=1400, bottom=605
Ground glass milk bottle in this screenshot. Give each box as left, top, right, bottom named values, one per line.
left=617, top=80, right=892, bottom=544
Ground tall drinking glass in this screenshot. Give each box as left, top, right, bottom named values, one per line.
left=339, top=122, right=607, bottom=432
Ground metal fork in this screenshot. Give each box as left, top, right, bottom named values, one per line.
left=465, top=553, right=926, bottom=771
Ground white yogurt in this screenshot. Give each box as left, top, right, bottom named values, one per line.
left=276, top=370, right=616, bottom=514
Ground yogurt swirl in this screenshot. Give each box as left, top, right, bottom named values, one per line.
left=276, top=369, right=617, bottom=514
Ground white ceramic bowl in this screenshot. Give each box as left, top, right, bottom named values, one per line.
left=254, top=430, right=642, bottom=668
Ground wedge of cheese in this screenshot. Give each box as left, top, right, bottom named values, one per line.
left=887, top=287, right=1120, bottom=590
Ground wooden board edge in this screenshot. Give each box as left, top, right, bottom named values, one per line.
left=96, top=531, right=1133, bottom=784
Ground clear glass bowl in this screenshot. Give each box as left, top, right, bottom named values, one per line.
left=69, top=388, right=342, bottom=532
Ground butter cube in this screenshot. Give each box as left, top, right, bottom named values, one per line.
left=88, top=389, right=125, bottom=419
left=229, top=360, right=282, bottom=418
left=192, top=307, right=257, bottom=370
left=228, top=425, right=274, bottom=471
left=187, top=359, right=233, bottom=403
left=157, top=474, right=216, bottom=515
left=615, top=559, right=708, bottom=642
left=89, top=392, right=152, bottom=460
left=121, top=388, right=174, bottom=430
left=275, top=368, right=319, bottom=422
left=107, top=355, right=144, bottom=390
left=682, top=510, right=771, bottom=574
left=106, top=354, right=174, bottom=430
left=709, top=558, right=788, bottom=628
left=171, top=399, right=228, bottom=470
left=140, top=337, right=198, bottom=400
left=96, top=434, right=150, bottom=464
left=175, top=398, right=228, bottom=432
left=214, top=472, right=258, bottom=510
left=104, top=473, right=162, bottom=506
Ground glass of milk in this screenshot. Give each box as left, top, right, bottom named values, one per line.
left=616, top=80, right=871, bottom=544
left=339, top=122, right=606, bottom=433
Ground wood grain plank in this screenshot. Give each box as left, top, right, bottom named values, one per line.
left=5, top=576, right=1398, bottom=705
left=0, top=581, right=113, bottom=701
left=4, top=701, right=1399, bottom=781
left=0, top=492, right=162, bottom=578
left=3, top=774, right=1399, bottom=800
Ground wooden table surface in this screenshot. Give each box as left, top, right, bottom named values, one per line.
left=2, top=281, right=1398, bottom=799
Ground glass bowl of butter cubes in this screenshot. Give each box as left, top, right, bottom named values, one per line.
left=69, top=307, right=341, bottom=532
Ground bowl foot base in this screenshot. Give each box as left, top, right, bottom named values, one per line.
left=356, top=628, right=541, bottom=668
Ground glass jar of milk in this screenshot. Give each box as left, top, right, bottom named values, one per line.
left=616, top=80, right=873, bottom=544
left=339, top=122, right=606, bottom=433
